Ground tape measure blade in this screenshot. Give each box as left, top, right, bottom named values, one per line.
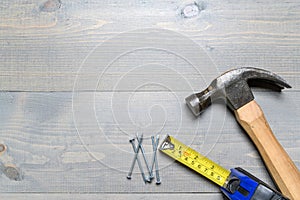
left=160, top=135, right=230, bottom=187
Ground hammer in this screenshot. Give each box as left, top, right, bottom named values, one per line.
left=185, top=67, right=300, bottom=200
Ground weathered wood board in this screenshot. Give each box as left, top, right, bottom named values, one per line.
left=0, top=91, right=298, bottom=195
left=0, top=193, right=223, bottom=200
left=0, top=0, right=299, bottom=199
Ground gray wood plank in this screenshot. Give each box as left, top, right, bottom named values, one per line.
left=0, top=91, right=298, bottom=193
left=0, top=193, right=223, bottom=200
left=0, top=0, right=299, bottom=91
left=0, top=0, right=299, bottom=198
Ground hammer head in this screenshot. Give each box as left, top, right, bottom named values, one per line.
left=186, top=67, right=291, bottom=116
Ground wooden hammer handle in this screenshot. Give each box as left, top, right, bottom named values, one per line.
left=234, top=100, right=300, bottom=200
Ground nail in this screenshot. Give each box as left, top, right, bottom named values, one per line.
left=136, top=136, right=153, bottom=179
left=150, top=136, right=156, bottom=174
left=151, top=135, right=161, bottom=184
left=155, top=135, right=161, bottom=184
left=127, top=139, right=137, bottom=179
left=128, top=137, right=150, bottom=183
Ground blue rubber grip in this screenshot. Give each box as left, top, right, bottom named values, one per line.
left=220, top=168, right=289, bottom=200
left=221, top=168, right=258, bottom=200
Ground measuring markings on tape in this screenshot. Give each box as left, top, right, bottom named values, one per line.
left=159, top=135, right=230, bottom=186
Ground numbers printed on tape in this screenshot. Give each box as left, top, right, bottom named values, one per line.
left=160, top=135, right=230, bottom=186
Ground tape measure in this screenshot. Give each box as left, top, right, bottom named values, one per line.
left=160, top=135, right=230, bottom=186
left=159, top=135, right=288, bottom=200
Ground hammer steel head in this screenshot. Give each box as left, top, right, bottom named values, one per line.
left=186, top=67, right=291, bottom=116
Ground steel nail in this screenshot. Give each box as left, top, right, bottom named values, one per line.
left=154, top=135, right=161, bottom=184
left=127, top=139, right=137, bottom=179
left=136, top=136, right=153, bottom=179
left=151, top=135, right=161, bottom=184
left=150, top=136, right=156, bottom=174
left=128, top=137, right=150, bottom=183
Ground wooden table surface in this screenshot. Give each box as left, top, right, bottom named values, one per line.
left=0, top=0, right=299, bottom=199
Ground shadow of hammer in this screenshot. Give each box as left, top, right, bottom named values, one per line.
left=185, top=67, right=300, bottom=200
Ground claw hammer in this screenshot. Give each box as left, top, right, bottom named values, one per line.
left=185, top=67, right=300, bottom=200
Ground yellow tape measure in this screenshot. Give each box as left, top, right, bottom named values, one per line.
left=159, top=135, right=230, bottom=186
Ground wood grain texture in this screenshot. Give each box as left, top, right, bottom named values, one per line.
left=0, top=92, right=299, bottom=196
left=0, top=0, right=299, bottom=91
left=0, top=0, right=299, bottom=199
left=0, top=193, right=223, bottom=200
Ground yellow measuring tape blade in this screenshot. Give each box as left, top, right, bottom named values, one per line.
left=160, top=135, right=230, bottom=187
